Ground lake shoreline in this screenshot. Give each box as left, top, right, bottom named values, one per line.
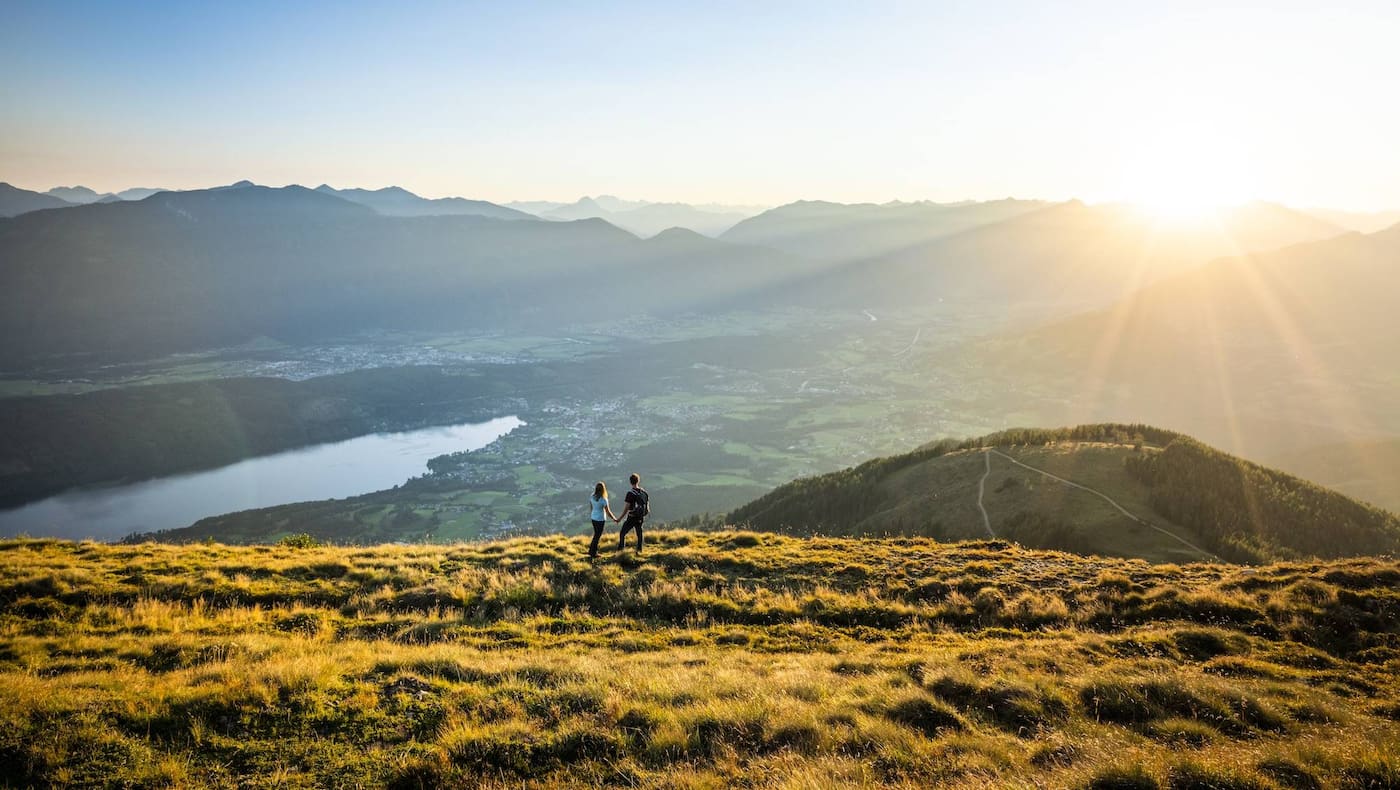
left=0, top=416, right=522, bottom=542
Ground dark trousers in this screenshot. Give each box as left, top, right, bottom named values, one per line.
left=588, top=520, right=606, bottom=556
left=619, top=518, right=643, bottom=552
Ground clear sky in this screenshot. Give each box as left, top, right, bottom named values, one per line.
left=2, top=0, right=1397, bottom=209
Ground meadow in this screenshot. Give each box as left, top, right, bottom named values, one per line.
left=2, top=531, right=1398, bottom=788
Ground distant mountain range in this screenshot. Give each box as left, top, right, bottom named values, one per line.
left=0, top=182, right=806, bottom=363
left=723, top=199, right=1354, bottom=322
left=3, top=181, right=240, bottom=217
left=2, top=181, right=535, bottom=222
left=6, top=178, right=1394, bottom=246
left=502, top=195, right=763, bottom=237
left=0, top=182, right=75, bottom=217
left=4, top=179, right=1393, bottom=364
left=47, top=186, right=131, bottom=204
left=721, top=198, right=1051, bottom=260
left=9, top=182, right=771, bottom=235
left=972, top=221, right=1400, bottom=509
left=44, top=186, right=166, bottom=204
left=313, top=184, right=533, bottom=220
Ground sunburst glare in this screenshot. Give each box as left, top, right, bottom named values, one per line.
left=1113, top=127, right=1257, bottom=224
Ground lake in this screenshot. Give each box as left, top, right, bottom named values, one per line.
left=0, top=416, right=523, bottom=542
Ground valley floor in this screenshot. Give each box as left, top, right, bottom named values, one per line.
left=1, top=533, right=1398, bottom=788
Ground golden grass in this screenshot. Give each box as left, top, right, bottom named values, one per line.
left=0, top=531, right=1397, bottom=787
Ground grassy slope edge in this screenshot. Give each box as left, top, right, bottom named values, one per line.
left=1, top=531, right=1398, bottom=788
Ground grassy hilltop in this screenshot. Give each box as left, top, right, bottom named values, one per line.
left=2, top=532, right=1399, bottom=788
left=730, top=425, right=1400, bottom=565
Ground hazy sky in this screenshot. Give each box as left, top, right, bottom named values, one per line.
left=2, top=1, right=1397, bottom=209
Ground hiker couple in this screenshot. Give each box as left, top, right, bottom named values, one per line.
left=588, top=473, right=649, bottom=557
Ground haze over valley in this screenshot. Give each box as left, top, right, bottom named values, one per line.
left=1, top=176, right=1397, bottom=538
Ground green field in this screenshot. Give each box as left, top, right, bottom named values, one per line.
left=2, top=533, right=1398, bottom=788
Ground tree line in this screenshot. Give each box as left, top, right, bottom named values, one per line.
left=1123, top=437, right=1400, bottom=562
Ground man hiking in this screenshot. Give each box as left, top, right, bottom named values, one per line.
left=615, top=472, right=649, bottom=554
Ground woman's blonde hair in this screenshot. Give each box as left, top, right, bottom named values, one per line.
left=593, top=481, right=607, bottom=500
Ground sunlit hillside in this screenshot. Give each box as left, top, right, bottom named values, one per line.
left=730, top=424, right=1400, bottom=565
left=2, top=533, right=1399, bottom=788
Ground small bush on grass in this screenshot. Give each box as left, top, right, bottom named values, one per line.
left=931, top=673, right=1068, bottom=735
left=1256, top=757, right=1321, bottom=790
left=885, top=694, right=964, bottom=737
left=1086, top=764, right=1160, bottom=789
left=1167, top=761, right=1271, bottom=790
left=1337, top=753, right=1400, bottom=789
left=1174, top=628, right=1248, bottom=661
left=685, top=714, right=767, bottom=760
left=616, top=708, right=660, bottom=743
left=1148, top=717, right=1218, bottom=747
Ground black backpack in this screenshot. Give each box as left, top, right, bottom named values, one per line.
left=629, top=487, right=650, bottom=520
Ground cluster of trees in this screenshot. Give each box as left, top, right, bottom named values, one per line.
left=1124, top=438, right=1400, bottom=563
left=962, top=424, right=1181, bottom=450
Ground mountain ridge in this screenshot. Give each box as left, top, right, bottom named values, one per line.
left=534, top=196, right=757, bottom=237
left=0, top=182, right=75, bottom=217
left=0, top=184, right=808, bottom=363
left=313, top=183, right=534, bottom=220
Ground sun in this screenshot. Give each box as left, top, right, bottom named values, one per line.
left=1112, top=131, right=1257, bottom=224
left=1135, top=190, right=1230, bottom=223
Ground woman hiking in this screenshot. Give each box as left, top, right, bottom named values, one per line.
left=587, top=481, right=618, bottom=558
